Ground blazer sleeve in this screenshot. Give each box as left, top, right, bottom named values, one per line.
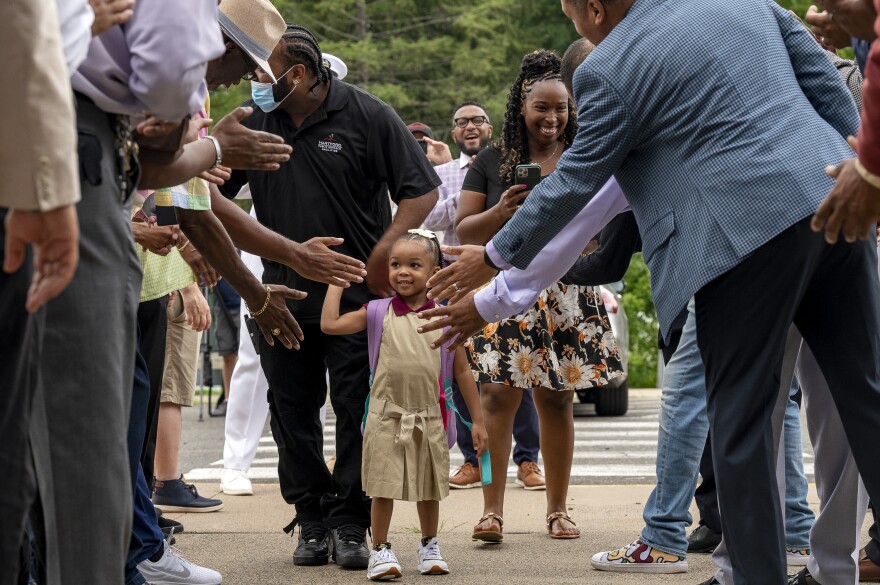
left=770, top=0, right=860, bottom=141
left=0, top=0, right=80, bottom=211
left=858, top=0, right=880, bottom=175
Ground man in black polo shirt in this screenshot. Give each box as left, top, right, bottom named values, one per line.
left=218, top=24, right=440, bottom=570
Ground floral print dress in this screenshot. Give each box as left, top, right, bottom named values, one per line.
left=467, top=282, right=624, bottom=391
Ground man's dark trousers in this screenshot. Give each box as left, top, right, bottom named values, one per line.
left=136, top=297, right=169, bottom=487
left=452, top=381, right=539, bottom=467
left=695, top=217, right=880, bottom=585
left=0, top=217, right=40, bottom=585
left=260, top=322, right=371, bottom=528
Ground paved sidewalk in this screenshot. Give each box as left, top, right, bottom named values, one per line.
left=165, top=482, right=845, bottom=585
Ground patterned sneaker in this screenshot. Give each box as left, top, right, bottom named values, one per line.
left=367, top=544, right=401, bottom=581
left=418, top=537, right=449, bottom=575
left=591, top=539, right=688, bottom=573
left=786, top=547, right=811, bottom=566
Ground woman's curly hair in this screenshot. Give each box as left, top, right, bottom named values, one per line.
left=497, top=49, right=578, bottom=185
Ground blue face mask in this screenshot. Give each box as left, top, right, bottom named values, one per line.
left=250, top=65, right=297, bottom=113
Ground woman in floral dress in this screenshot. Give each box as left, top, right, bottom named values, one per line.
left=455, top=50, right=624, bottom=542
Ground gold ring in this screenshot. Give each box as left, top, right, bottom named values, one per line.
left=271, top=327, right=281, bottom=336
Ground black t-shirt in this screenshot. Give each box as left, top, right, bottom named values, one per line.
left=461, top=146, right=553, bottom=209
left=219, top=79, right=441, bottom=322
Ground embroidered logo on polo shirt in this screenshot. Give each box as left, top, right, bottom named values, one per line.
left=318, top=134, right=343, bottom=153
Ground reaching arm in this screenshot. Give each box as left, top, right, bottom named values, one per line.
left=858, top=0, right=880, bottom=174
left=209, top=184, right=366, bottom=286
left=472, top=179, right=629, bottom=322
left=320, top=285, right=367, bottom=335
left=422, top=183, right=459, bottom=233
left=453, top=347, right=487, bottom=456
left=176, top=207, right=306, bottom=349
left=366, top=191, right=438, bottom=297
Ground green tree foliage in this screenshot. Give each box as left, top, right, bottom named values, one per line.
left=207, top=0, right=837, bottom=388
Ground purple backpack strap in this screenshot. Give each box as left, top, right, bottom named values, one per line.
left=439, top=334, right=458, bottom=449
left=366, top=297, right=394, bottom=375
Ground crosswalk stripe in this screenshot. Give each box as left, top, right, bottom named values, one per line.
left=186, top=398, right=815, bottom=484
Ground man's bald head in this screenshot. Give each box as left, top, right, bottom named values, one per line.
left=561, top=37, right=596, bottom=97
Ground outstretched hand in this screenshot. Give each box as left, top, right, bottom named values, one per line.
left=212, top=107, right=293, bottom=171
left=291, top=237, right=366, bottom=286
left=417, top=293, right=487, bottom=351
left=812, top=136, right=880, bottom=244
left=4, top=205, right=80, bottom=313
left=426, top=244, right=497, bottom=304
left=252, top=285, right=308, bottom=350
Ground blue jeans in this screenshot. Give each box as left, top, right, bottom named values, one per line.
left=640, top=301, right=814, bottom=556
left=452, top=380, right=540, bottom=467
left=783, top=377, right=814, bottom=549
left=640, top=299, right=707, bottom=557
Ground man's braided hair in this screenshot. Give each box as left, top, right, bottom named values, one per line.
left=281, top=24, right=331, bottom=91
left=497, top=49, right=578, bottom=185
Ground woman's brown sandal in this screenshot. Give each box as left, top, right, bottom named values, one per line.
left=546, top=512, right=580, bottom=540
left=472, top=512, right=504, bottom=543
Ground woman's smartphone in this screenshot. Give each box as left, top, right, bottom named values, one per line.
left=515, top=163, right=542, bottom=191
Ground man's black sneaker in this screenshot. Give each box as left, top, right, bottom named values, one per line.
left=331, top=524, right=370, bottom=569
left=687, top=524, right=722, bottom=553
left=788, top=568, right=822, bottom=585
left=157, top=515, right=184, bottom=534
left=291, top=522, right=330, bottom=566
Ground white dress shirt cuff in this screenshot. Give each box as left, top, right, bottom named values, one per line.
left=485, top=240, right=513, bottom=270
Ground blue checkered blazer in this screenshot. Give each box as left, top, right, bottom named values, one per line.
left=493, top=0, right=860, bottom=340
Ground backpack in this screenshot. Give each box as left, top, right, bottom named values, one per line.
left=361, top=297, right=467, bottom=449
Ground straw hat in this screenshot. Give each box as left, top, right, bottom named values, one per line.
left=218, top=0, right=286, bottom=83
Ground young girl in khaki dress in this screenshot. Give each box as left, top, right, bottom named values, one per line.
left=322, top=230, right=487, bottom=581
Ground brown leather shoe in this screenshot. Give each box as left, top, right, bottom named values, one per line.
left=515, top=461, right=546, bottom=490
left=449, top=462, right=481, bottom=489
left=861, top=557, right=880, bottom=582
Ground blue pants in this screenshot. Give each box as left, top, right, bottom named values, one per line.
left=125, top=328, right=165, bottom=585
left=451, top=379, right=540, bottom=467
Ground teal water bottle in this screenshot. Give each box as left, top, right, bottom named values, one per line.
left=480, top=450, right=492, bottom=485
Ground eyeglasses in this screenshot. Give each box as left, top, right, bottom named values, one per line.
left=453, top=116, right=489, bottom=128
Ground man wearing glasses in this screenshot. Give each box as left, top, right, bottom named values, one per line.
left=422, top=103, right=546, bottom=492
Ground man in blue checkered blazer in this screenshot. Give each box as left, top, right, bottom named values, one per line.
left=481, top=1, right=880, bottom=583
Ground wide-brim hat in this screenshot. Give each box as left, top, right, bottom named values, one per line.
left=218, top=0, right=286, bottom=83
left=322, top=53, right=348, bottom=81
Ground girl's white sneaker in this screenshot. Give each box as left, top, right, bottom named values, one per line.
left=367, top=545, right=401, bottom=581
left=417, top=537, right=449, bottom=575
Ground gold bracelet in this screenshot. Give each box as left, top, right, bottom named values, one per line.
left=854, top=158, right=880, bottom=190
left=248, top=285, right=272, bottom=317
left=177, top=239, right=191, bottom=252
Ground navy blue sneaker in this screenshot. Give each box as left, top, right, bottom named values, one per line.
left=152, top=475, right=224, bottom=513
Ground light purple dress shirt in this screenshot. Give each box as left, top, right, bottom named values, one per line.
left=476, top=177, right=629, bottom=322
left=423, top=152, right=471, bottom=259
left=71, top=0, right=224, bottom=120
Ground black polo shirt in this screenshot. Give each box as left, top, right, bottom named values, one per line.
left=219, top=80, right=440, bottom=323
